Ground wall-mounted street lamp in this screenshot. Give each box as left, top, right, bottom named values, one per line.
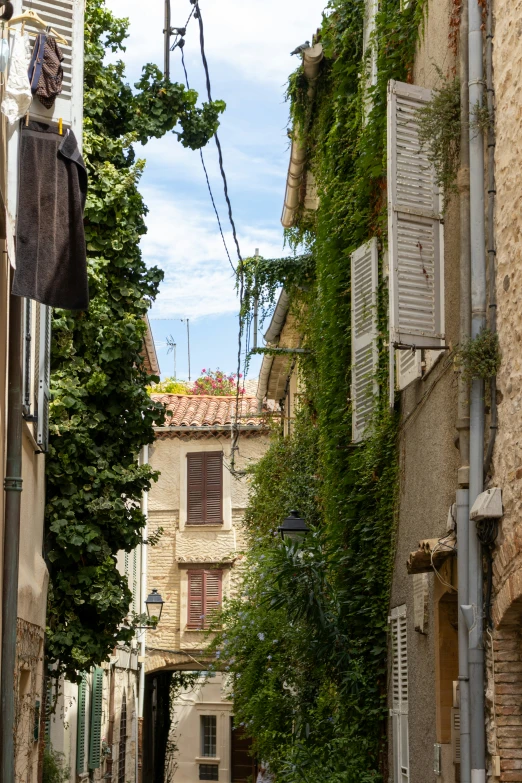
left=145, top=589, right=165, bottom=623
left=277, top=510, right=310, bottom=542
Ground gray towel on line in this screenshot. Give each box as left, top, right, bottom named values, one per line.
left=12, top=121, right=89, bottom=310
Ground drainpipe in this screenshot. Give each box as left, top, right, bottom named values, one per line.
left=138, top=444, right=149, bottom=783
left=457, top=1, right=471, bottom=780
left=0, top=291, right=23, bottom=783
left=468, top=0, right=487, bottom=780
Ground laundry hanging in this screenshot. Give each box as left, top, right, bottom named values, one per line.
left=1, top=30, right=31, bottom=124
left=12, top=122, right=89, bottom=310
left=33, top=34, right=63, bottom=108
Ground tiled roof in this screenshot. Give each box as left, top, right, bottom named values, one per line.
left=151, top=394, right=263, bottom=428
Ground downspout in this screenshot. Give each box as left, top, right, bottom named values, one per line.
left=0, top=290, right=23, bottom=783
left=138, top=444, right=149, bottom=783
left=468, top=0, right=487, bottom=779
left=457, top=1, right=471, bottom=780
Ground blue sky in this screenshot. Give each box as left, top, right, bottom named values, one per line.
left=106, top=0, right=325, bottom=383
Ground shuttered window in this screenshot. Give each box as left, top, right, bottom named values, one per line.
left=387, top=80, right=445, bottom=390
left=35, top=303, right=52, bottom=452
left=76, top=673, right=87, bottom=774
left=23, top=0, right=85, bottom=139
left=22, top=299, right=33, bottom=418
left=187, top=452, right=223, bottom=525
left=187, top=570, right=222, bottom=629
left=351, top=239, right=379, bottom=442
left=390, top=605, right=409, bottom=782
left=88, top=667, right=103, bottom=770
left=118, top=689, right=127, bottom=783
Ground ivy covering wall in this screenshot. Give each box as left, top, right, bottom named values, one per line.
left=45, top=0, right=225, bottom=680
left=213, top=0, right=428, bottom=780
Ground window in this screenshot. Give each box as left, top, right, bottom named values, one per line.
left=117, top=689, right=127, bottom=783
left=351, top=239, right=379, bottom=442
left=389, top=605, right=409, bottom=782
left=199, top=765, right=219, bottom=781
left=188, top=570, right=222, bottom=629
left=387, top=80, right=445, bottom=392
left=88, top=667, right=104, bottom=770
left=201, top=715, right=217, bottom=757
left=187, top=452, right=223, bottom=525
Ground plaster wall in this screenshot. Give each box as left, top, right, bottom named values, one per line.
left=388, top=1, right=461, bottom=781
left=170, top=674, right=233, bottom=783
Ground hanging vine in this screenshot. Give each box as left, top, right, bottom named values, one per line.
left=214, top=0, right=428, bottom=780
left=44, top=0, right=225, bottom=681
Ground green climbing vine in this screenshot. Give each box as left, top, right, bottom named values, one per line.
left=45, top=0, right=225, bottom=681
left=455, top=328, right=501, bottom=382
left=214, top=0, right=429, bottom=780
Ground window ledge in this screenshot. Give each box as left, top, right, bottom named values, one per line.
left=195, top=758, right=220, bottom=763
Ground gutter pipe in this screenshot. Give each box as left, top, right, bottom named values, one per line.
left=281, top=44, right=324, bottom=229
left=0, top=291, right=23, bottom=783
left=457, top=1, right=471, bottom=780
left=468, top=0, right=487, bottom=779
left=256, top=290, right=291, bottom=409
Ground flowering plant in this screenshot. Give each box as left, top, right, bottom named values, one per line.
left=191, top=368, right=245, bottom=396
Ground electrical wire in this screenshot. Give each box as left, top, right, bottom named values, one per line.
left=180, top=47, right=235, bottom=274
left=191, top=0, right=247, bottom=474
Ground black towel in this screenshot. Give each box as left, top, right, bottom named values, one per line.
left=12, top=121, right=89, bottom=310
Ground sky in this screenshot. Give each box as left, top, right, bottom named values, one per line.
left=105, top=0, right=325, bottom=383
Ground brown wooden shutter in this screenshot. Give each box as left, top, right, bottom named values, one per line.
left=187, top=452, right=223, bottom=525
left=188, top=570, right=205, bottom=628
left=187, top=453, right=205, bottom=524
left=205, top=452, right=223, bottom=524
left=204, top=570, right=222, bottom=627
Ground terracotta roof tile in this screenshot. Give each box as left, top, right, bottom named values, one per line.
left=151, top=394, right=263, bottom=428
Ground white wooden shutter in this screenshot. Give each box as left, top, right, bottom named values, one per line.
left=390, top=605, right=409, bottom=782
left=36, top=303, right=52, bottom=451
left=396, top=347, right=422, bottom=390
left=22, top=0, right=85, bottom=141
left=387, top=80, right=444, bottom=387
left=351, top=239, right=379, bottom=441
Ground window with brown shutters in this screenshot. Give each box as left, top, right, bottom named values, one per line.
left=187, top=570, right=223, bottom=629
left=187, top=452, right=223, bottom=525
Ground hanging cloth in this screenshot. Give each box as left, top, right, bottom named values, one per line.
left=1, top=31, right=31, bottom=124
left=27, top=31, right=46, bottom=93
left=35, top=35, right=63, bottom=108
left=12, top=122, right=89, bottom=310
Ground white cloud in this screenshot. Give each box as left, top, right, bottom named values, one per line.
left=142, top=186, right=285, bottom=320
left=106, top=0, right=325, bottom=86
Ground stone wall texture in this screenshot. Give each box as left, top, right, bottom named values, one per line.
left=146, top=432, right=270, bottom=668
left=488, top=1, right=522, bottom=779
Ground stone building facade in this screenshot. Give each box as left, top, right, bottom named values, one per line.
left=143, top=393, right=270, bottom=782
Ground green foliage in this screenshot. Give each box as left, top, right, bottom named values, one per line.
left=147, top=377, right=191, bottom=395
left=455, top=328, right=501, bottom=382
left=45, top=0, right=225, bottom=681
left=225, top=0, right=427, bottom=779
left=43, top=747, right=70, bottom=783
left=416, top=69, right=461, bottom=207
left=239, top=253, right=314, bottom=328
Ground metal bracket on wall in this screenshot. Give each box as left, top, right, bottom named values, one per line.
left=393, top=342, right=449, bottom=351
